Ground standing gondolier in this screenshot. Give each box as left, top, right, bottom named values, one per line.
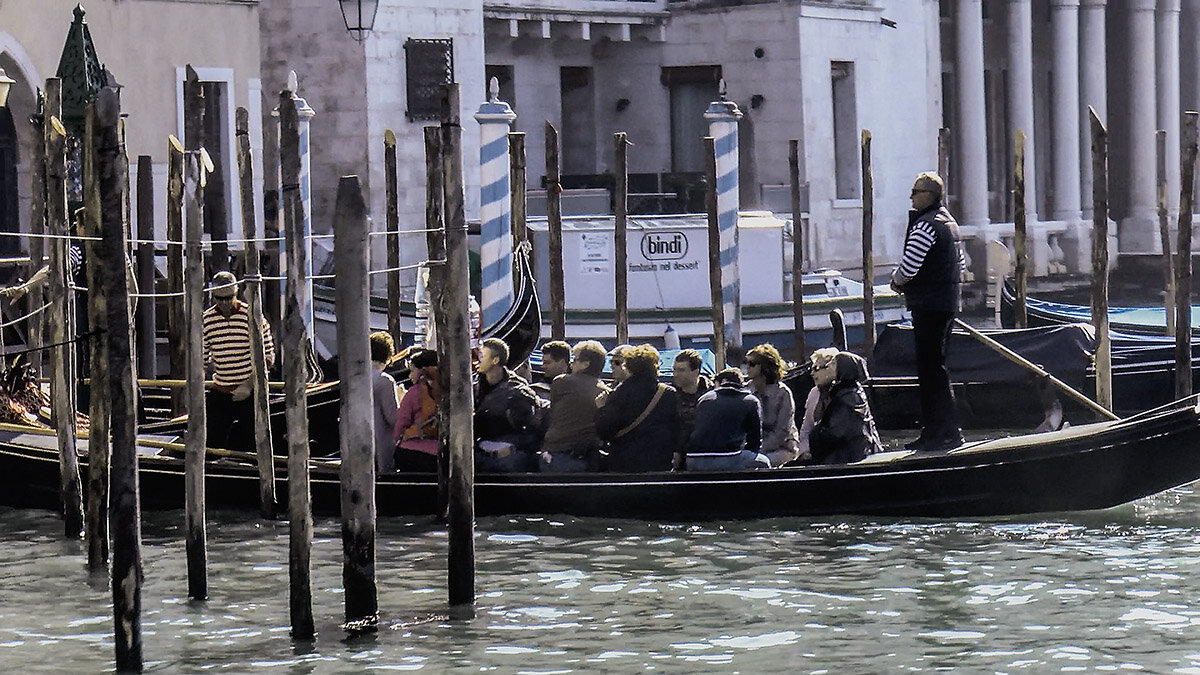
left=202, top=271, right=275, bottom=453
left=890, top=172, right=965, bottom=452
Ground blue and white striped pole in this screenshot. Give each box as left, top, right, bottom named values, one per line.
left=705, top=82, right=744, bottom=348
left=474, top=78, right=517, bottom=328
left=273, top=70, right=316, bottom=342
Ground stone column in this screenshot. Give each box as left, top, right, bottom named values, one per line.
left=956, top=0, right=990, bottom=228
left=1080, top=0, right=1108, bottom=221
left=1052, top=0, right=1082, bottom=223
left=1123, top=0, right=1160, bottom=252
left=474, top=78, right=517, bottom=328
left=704, top=85, right=744, bottom=349
left=1159, top=0, right=1183, bottom=220
left=1008, top=0, right=1038, bottom=221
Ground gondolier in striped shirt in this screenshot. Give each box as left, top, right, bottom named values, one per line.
left=203, top=271, right=275, bottom=453
left=890, top=172, right=966, bottom=452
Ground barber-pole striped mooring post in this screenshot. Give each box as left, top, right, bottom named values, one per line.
left=274, top=70, right=316, bottom=341
left=705, top=81, right=744, bottom=348
left=474, top=78, right=517, bottom=328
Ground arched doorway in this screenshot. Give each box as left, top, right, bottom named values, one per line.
left=0, top=106, right=16, bottom=256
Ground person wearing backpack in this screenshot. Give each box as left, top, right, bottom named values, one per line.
left=394, top=349, right=440, bottom=473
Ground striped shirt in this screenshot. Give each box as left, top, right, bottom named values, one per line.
left=202, top=301, right=275, bottom=388
left=892, top=221, right=966, bottom=284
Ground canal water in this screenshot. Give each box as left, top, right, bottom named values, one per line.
left=5, top=487, right=1200, bottom=673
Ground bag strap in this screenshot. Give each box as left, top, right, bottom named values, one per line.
left=613, top=384, right=667, bottom=439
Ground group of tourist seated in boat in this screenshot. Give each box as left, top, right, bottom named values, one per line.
left=368, top=331, right=884, bottom=475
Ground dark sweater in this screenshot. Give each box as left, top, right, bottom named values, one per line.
left=686, top=385, right=762, bottom=456
left=595, top=373, right=679, bottom=472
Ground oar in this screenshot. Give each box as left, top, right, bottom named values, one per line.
left=952, top=318, right=1119, bottom=421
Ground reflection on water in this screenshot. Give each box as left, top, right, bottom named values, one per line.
left=1, top=487, right=1200, bottom=672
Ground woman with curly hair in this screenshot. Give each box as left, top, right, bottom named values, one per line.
left=595, top=344, right=679, bottom=472
left=746, top=343, right=800, bottom=468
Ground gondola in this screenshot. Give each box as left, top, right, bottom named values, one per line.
left=999, top=278, right=1200, bottom=335
left=5, top=396, right=1200, bottom=519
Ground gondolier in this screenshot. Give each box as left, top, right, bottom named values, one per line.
left=202, top=271, right=275, bottom=453
left=890, top=171, right=966, bottom=452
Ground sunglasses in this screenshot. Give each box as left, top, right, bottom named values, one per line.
left=911, top=189, right=934, bottom=197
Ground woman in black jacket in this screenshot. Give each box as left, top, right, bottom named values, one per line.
left=595, top=344, right=679, bottom=472
left=808, top=351, right=884, bottom=465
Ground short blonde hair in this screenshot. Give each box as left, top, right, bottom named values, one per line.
left=623, top=344, right=661, bottom=379
left=810, top=347, right=839, bottom=371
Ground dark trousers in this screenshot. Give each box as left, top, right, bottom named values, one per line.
left=912, top=309, right=960, bottom=438
left=206, top=388, right=254, bottom=453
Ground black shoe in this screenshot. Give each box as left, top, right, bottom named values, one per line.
left=903, top=434, right=932, bottom=452
left=905, top=431, right=964, bottom=452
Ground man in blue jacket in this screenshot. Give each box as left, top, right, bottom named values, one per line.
left=684, top=368, right=769, bottom=471
left=890, top=172, right=966, bottom=452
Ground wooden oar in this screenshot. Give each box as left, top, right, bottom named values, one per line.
left=953, top=318, right=1119, bottom=421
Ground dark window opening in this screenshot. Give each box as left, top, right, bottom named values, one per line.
left=405, top=38, right=455, bottom=121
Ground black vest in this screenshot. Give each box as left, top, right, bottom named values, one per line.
left=903, top=204, right=962, bottom=313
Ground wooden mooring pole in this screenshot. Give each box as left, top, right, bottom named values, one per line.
left=262, top=118, right=282, bottom=348
left=334, top=175, right=378, bottom=627
left=183, top=148, right=208, bottom=601
left=545, top=122, right=565, bottom=341
left=1175, top=112, right=1199, bottom=399
left=704, top=136, right=727, bottom=368
left=614, top=132, right=629, bottom=346
left=28, top=104, right=45, bottom=378
left=424, top=126, right=452, bottom=519
left=441, top=83, right=476, bottom=614
left=937, top=128, right=951, bottom=192
left=83, top=102, right=111, bottom=570
left=1089, top=107, right=1112, bottom=411
left=789, top=139, right=806, bottom=361
left=280, top=84, right=315, bottom=640
left=1013, top=129, right=1028, bottom=329
left=167, top=134, right=186, bottom=414
left=860, top=129, right=875, bottom=356
left=98, top=86, right=143, bottom=673
left=384, top=130, right=402, bottom=347
left=236, top=107, right=277, bottom=519
left=1158, top=130, right=1177, bottom=336
left=136, top=156, right=156, bottom=378
left=510, top=132, right=527, bottom=245
left=44, top=77, right=83, bottom=538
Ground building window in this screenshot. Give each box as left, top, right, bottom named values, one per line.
left=560, top=67, right=596, bottom=175
left=405, top=38, right=454, bottom=121
left=662, top=65, right=721, bottom=173
left=831, top=61, right=859, bottom=200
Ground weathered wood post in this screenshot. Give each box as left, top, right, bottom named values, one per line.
left=938, top=128, right=951, bottom=193
left=1089, top=107, right=1112, bottom=411
left=98, top=86, right=143, bottom=673
left=424, top=126, right=451, bottom=517
left=704, top=137, right=727, bottom=369
left=614, top=132, right=630, bottom=345
left=44, top=78, right=83, bottom=538
left=333, top=175, right=378, bottom=627
left=167, top=134, right=186, bottom=413
left=545, top=122, right=566, bottom=341
left=1175, top=111, right=1200, bottom=399
left=236, top=107, right=276, bottom=519
left=83, top=102, right=111, bottom=569
left=183, top=147, right=208, bottom=601
left=441, top=83, right=476, bottom=614
left=1013, top=129, right=1029, bottom=328
left=860, top=129, right=875, bottom=356
left=262, top=117, right=282, bottom=346
left=830, top=308, right=848, bottom=351
left=28, top=94, right=46, bottom=378
left=789, top=139, right=806, bottom=361
left=280, top=84, right=315, bottom=640
left=510, top=132, right=528, bottom=245
left=384, top=130, right=402, bottom=347
left=136, top=156, right=156, bottom=378
left=1158, top=130, right=1177, bottom=335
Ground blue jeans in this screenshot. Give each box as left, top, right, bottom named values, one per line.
left=686, top=450, right=770, bottom=472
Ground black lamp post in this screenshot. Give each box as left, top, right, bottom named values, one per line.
left=339, top=0, right=379, bottom=41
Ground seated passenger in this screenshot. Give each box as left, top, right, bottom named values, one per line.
left=684, top=368, right=770, bottom=472
left=371, top=331, right=401, bottom=474
left=394, top=349, right=439, bottom=473
left=672, top=349, right=713, bottom=470
left=532, top=340, right=571, bottom=398
left=746, top=343, right=800, bottom=468
left=807, top=348, right=884, bottom=464
left=539, top=340, right=610, bottom=473
left=607, top=344, right=633, bottom=386
left=595, top=344, right=678, bottom=472
left=475, top=337, right=542, bottom=472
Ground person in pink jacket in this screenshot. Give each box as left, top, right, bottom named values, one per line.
left=393, top=349, right=440, bottom=472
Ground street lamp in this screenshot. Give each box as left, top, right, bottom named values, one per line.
left=338, top=0, right=379, bottom=41
left=0, top=67, right=14, bottom=108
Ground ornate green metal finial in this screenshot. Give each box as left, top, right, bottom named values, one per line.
left=55, top=3, right=104, bottom=135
